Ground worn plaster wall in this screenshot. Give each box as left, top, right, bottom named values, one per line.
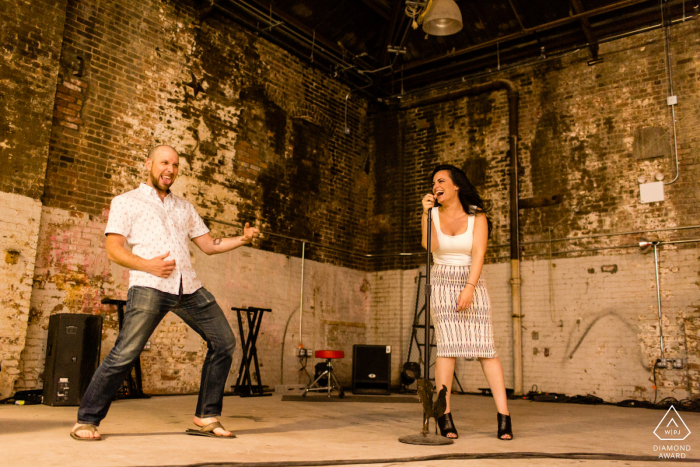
left=11, top=0, right=372, bottom=396
left=369, top=21, right=700, bottom=401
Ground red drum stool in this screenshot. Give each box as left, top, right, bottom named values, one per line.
left=303, top=350, right=345, bottom=398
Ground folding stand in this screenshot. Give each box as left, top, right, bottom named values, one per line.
left=403, top=272, right=465, bottom=394
left=232, top=307, right=272, bottom=397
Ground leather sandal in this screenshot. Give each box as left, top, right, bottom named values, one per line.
left=497, top=412, right=513, bottom=440
left=185, top=421, right=236, bottom=438
left=437, top=412, right=458, bottom=439
left=70, top=424, right=101, bottom=441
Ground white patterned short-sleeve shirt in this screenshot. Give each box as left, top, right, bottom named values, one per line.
left=105, top=183, right=210, bottom=294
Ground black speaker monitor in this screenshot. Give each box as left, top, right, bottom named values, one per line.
left=43, top=313, right=103, bottom=406
left=352, top=344, right=391, bottom=395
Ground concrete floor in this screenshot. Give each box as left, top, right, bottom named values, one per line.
left=1, top=393, right=698, bottom=467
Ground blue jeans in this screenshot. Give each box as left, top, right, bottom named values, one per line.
left=77, top=286, right=236, bottom=425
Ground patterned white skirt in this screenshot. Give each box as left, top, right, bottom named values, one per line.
left=431, top=264, right=497, bottom=358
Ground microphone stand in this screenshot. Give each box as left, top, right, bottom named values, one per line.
left=399, top=206, right=453, bottom=445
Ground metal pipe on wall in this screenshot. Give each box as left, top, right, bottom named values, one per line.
left=640, top=237, right=700, bottom=364
left=299, top=242, right=306, bottom=347
left=652, top=243, right=666, bottom=357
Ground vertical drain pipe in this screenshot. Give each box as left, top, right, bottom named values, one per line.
left=652, top=243, right=666, bottom=357
left=403, top=79, right=522, bottom=395
left=640, top=240, right=667, bottom=363
left=506, top=89, right=523, bottom=397
left=299, top=242, right=306, bottom=347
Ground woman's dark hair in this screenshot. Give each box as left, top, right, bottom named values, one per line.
left=431, top=164, right=493, bottom=237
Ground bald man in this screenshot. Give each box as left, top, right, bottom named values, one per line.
left=71, top=145, right=259, bottom=440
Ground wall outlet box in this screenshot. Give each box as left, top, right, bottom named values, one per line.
left=640, top=181, right=664, bottom=204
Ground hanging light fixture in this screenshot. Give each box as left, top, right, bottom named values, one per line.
left=422, top=0, right=463, bottom=36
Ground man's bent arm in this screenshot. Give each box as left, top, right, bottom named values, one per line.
left=106, top=234, right=176, bottom=278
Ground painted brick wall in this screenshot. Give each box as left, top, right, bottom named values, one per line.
left=14, top=206, right=121, bottom=391
left=16, top=209, right=369, bottom=394
left=368, top=246, right=700, bottom=402
left=192, top=235, right=369, bottom=389
left=0, top=193, right=43, bottom=398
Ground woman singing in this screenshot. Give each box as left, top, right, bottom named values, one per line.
left=421, top=164, right=513, bottom=440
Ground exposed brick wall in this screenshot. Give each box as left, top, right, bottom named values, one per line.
left=368, top=21, right=700, bottom=401
left=13, top=0, right=372, bottom=394
left=371, top=20, right=700, bottom=272
left=53, top=77, right=88, bottom=131
left=0, top=0, right=67, bottom=199
left=41, top=0, right=370, bottom=269
left=0, top=0, right=67, bottom=398
left=4, top=0, right=700, bottom=404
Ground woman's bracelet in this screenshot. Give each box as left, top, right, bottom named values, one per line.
left=465, top=282, right=476, bottom=289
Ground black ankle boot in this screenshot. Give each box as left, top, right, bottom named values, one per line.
left=497, top=412, right=513, bottom=440
left=437, top=412, right=458, bottom=439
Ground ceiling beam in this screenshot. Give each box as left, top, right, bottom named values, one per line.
left=240, top=0, right=375, bottom=70
left=361, top=0, right=392, bottom=20
left=212, top=3, right=377, bottom=94
left=400, top=0, right=649, bottom=72
left=380, top=0, right=406, bottom=66
left=507, top=0, right=526, bottom=30
left=571, top=0, right=600, bottom=59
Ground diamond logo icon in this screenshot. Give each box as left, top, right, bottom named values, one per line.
left=654, top=406, right=691, bottom=441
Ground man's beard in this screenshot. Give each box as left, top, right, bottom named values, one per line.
left=149, top=171, right=173, bottom=192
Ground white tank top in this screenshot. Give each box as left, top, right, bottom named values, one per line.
left=431, top=207, right=474, bottom=266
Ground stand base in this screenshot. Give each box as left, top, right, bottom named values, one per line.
left=398, top=433, right=454, bottom=445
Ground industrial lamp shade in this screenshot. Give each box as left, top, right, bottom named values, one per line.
left=423, top=0, right=463, bottom=36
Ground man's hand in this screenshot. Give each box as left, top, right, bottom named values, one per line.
left=144, top=252, right=176, bottom=278
left=241, top=222, right=260, bottom=244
